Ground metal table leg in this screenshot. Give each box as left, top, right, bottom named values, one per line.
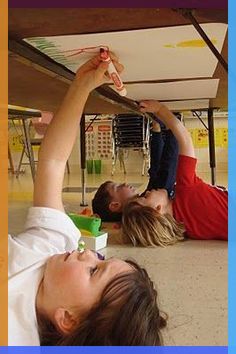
left=80, top=114, right=88, bottom=207
left=22, top=119, right=36, bottom=181
left=207, top=108, right=216, bottom=185
left=8, top=143, right=15, bottom=174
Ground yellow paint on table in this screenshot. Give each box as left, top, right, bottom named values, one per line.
left=164, top=39, right=217, bottom=48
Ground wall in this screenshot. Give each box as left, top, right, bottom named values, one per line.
left=69, top=113, right=228, bottom=176
left=8, top=113, right=228, bottom=176
left=184, top=113, right=228, bottom=173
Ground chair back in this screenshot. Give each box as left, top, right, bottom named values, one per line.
left=112, top=114, right=149, bottom=149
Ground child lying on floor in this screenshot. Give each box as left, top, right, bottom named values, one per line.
left=92, top=120, right=179, bottom=222
left=122, top=100, right=228, bottom=247
left=8, top=56, right=166, bottom=345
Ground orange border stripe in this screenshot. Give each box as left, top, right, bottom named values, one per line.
left=0, top=0, right=8, bottom=346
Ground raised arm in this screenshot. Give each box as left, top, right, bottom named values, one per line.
left=34, top=54, right=123, bottom=211
left=139, top=100, right=195, bottom=158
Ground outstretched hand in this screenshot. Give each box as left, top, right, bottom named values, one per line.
left=75, top=52, right=124, bottom=93
left=140, top=99, right=195, bottom=159
left=34, top=52, right=124, bottom=212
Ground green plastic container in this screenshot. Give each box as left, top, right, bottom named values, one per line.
left=94, top=159, right=102, bottom=174
left=86, top=159, right=94, bottom=174
left=68, top=213, right=101, bottom=236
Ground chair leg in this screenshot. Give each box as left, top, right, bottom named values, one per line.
left=142, top=146, right=150, bottom=176
left=119, top=149, right=126, bottom=175
left=66, top=160, right=70, bottom=174
left=111, top=151, right=117, bottom=176
left=16, top=145, right=26, bottom=178
left=142, top=155, right=145, bottom=176
left=8, top=143, right=15, bottom=174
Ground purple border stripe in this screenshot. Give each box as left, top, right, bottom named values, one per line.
left=3, top=347, right=228, bottom=353
left=9, top=0, right=228, bottom=8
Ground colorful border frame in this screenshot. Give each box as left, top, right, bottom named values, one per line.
left=6, top=1, right=231, bottom=353
left=228, top=0, right=235, bottom=354
left=1, top=347, right=229, bottom=353
left=8, top=0, right=228, bottom=8
left=0, top=0, right=8, bottom=347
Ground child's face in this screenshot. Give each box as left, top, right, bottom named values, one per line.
left=39, top=249, right=132, bottom=324
left=108, top=182, right=138, bottom=209
left=137, top=189, right=169, bottom=213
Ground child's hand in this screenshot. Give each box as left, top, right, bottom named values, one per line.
left=139, top=100, right=163, bottom=114
left=75, top=52, right=124, bottom=93
left=34, top=53, right=124, bottom=212
left=152, top=120, right=161, bottom=132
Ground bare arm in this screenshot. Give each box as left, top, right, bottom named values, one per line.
left=140, top=100, right=195, bottom=158
left=34, top=55, right=123, bottom=211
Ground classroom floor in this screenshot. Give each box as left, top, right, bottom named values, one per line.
left=8, top=166, right=228, bottom=346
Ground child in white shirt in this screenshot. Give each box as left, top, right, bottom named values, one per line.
left=9, top=54, right=166, bottom=346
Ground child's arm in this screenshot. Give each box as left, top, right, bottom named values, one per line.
left=140, top=100, right=195, bottom=158
left=34, top=55, right=123, bottom=211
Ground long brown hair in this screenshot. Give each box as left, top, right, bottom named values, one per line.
left=37, top=260, right=166, bottom=346
left=122, top=200, right=185, bottom=247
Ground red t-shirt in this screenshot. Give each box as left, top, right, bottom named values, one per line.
left=173, top=155, right=228, bottom=240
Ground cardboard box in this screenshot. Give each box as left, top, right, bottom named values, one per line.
left=81, top=231, right=108, bottom=251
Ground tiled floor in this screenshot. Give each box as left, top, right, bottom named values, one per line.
left=8, top=166, right=228, bottom=346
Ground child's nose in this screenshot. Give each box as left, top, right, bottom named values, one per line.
left=79, top=249, right=94, bottom=260
left=83, top=249, right=105, bottom=261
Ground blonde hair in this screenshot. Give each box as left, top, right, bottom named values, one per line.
left=122, top=200, right=185, bottom=247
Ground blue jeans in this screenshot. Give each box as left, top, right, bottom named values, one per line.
left=144, top=130, right=178, bottom=198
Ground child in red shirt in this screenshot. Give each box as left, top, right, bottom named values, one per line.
left=122, top=100, right=228, bottom=246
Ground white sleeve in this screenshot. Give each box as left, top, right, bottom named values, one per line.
left=12, top=207, right=81, bottom=255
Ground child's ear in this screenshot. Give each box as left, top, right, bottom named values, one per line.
left=54, top=308, right=77, bottom=334
left=156, top=205, right=162, bottom=213
left=109, top=201, right=122, bottom=213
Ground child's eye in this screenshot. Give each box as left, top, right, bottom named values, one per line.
left=90, top=266, right=98, bottom=276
